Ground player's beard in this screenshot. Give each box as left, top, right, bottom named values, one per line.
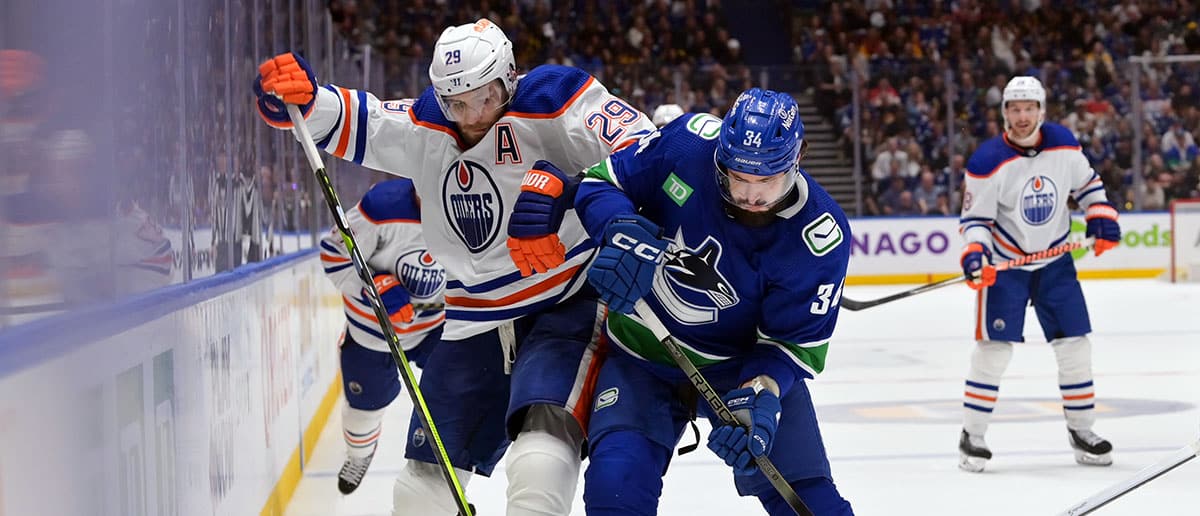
left=722, top=187, right=799, bottom=227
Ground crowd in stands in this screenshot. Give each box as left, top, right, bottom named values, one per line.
left=327, top=0, right=749, bottom=119
left=797, top=0, right=1200, bottom=215
left=327, top=0, right=1200, bottom=216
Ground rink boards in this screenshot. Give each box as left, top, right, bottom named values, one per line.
left=845, top=212, right=1175, bottom=284
left=0, top=250, right=344, bottom=516
left=0, top=212, right=1185, bottom=515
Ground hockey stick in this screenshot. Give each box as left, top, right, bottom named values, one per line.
left=286, top=105, right=474, bottom=516
left=1058, top=436, right=1200, bottom=515
left=632, top=300, right=814, bottom=516
left=839, top=237, right=1096, bottom=311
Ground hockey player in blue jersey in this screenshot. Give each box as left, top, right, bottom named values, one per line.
left=318, top=178, right=446, bottom=495
left=957, top=76, right=1121, bottom=473
left=509, top=88, right=855, bottom=515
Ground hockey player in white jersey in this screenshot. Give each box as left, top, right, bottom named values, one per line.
left=957, top=76, right=1121, bottom=472
left=254, top=18, right=656, bottom=515
left=318, top=178, right=445, bottom=495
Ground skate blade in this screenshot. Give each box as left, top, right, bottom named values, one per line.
left=959, top=453, right=988, bottom=472
left=1074, top=450, right=1113, bottom=466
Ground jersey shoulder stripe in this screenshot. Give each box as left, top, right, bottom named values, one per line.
left=1039, top=122, right=1081, bottom=149
left=408, top=87, right=466, bottom=148
left=965, top=136, right=1021, bottom=178
left=358, top=178, right=422, bottom=223
left=506, top=65, right=593, bottom=118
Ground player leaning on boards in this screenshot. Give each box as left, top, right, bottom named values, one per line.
left=254, top=18, right=657, bottom=515
left=957, top=76, right=1122, bottom=473
left=318, top=178, right=446, bottom=495
left=508, top=89, right=855, bottom=514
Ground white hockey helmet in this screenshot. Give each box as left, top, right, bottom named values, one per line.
left=428, top=19, right=518, bottom=121
left=651, top=103, right=684, bottom=127
left=1001, top=76, right=1046, bottom=136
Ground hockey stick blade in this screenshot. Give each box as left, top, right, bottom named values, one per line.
left=633, top=300, right=814, bottom=516
left=286, top=105, right=474, bottom=516
left=839, top=237, right=1096, bottom=311
left=1059, top=437, right=1200, bottom=516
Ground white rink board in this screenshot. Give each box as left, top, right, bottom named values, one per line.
left=1171, top=200, right=1200, bottom=281
left=0, top=251, right=343, bottom=516
left=846, top=213, right=1171, bottom=279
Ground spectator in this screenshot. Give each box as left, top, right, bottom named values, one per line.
left=1161, top=120, right=1199, bottom=171
left=912, top=170, right=945, bottom=215
left=878, top=174, right=916, bottom=215
left=871, top=137, right=909, bottom=185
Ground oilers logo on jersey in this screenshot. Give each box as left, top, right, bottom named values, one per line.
left=442, top=160, right=503, bottom=252
left=651, top=230, right=740, bottom=325
left=1020, top=175, right=1058, bottom=226
left=395, top=249, right=445, bottom=300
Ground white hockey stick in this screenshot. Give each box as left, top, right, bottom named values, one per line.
left=1058, top=436, right=1200, bottom=515
left=840, top=237, right=1096, bottom=311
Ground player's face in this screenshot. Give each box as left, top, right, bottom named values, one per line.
left=1004, top=100, right=1040, bottom=140
left=443, top=80, right=507, bottom=143
left=721, top=168, right=795, bottom=212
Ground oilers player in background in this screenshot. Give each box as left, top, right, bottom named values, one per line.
left=957, top=76, right=1121, bottom=473
left=508, top=88, right=855, bottom=515
left=318, top=178, right=445, bottom=496
left=254, top=18, right=656, bottom=515
left=651, top=103, right=684, bottom=127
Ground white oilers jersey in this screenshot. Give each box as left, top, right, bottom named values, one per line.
left=305, top=65, right=655, bottom=339
left=960, top=123, right=1109, bottom=270
left=320, top=179, right=445, bottom=353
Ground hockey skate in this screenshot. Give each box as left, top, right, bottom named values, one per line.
left=337, top=449, right=376, bottom=495
left=958, top=429, right=992, bottom=473
left=1068, top=428, right=1113, bottom=466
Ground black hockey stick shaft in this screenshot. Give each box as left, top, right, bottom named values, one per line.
left=286, top=105, right=473, bottom=515
left=839, top=237, right=1096, bottom=311
left=1059, top=437, right=1200, bottom=515
left=632, top=300, right=814, bottom=516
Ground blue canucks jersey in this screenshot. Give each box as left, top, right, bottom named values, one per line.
left=576, top=113, right=851, bottom=393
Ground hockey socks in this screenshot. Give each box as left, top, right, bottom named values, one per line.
left=339, top=405, right=383, bottom=494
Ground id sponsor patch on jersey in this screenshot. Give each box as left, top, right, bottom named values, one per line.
left=803, top=212, right=842, bottom=256
left=662, top=172, right=693, bottom=207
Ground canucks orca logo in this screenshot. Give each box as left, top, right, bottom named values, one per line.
left=442, top=160, right=502, bottom=253
left=651, top=229, right=739, bottom=325
left=395, top=249, right=445, bottom=300
left=1020, top=175, right=1058, bottom=226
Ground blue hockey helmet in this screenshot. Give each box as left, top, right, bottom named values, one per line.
left=714, top=88, right=804, bottom=212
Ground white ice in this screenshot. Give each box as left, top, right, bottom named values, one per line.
left=287, top=279, right=1200, bottom=515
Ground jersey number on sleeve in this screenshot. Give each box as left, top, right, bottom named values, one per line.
left=810, top=281, right=844, bottom=315
left=586, top=99, right=641, bottom=146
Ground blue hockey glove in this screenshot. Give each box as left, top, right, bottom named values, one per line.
left=253, top=52, right=317, bottom=128
left=960, top=242, right=995, bottom=290
left=506, top=160, right=575, bottom=276
left=707, top=387, right=782, bottom=476
left=362, top=273, right=413, bottom=326
left=1085, top=201, right=1121, bottom=256
left=587, top=215, right=669, bottom=314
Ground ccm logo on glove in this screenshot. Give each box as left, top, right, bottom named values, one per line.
left=611, top=232, right=666, bottom=263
